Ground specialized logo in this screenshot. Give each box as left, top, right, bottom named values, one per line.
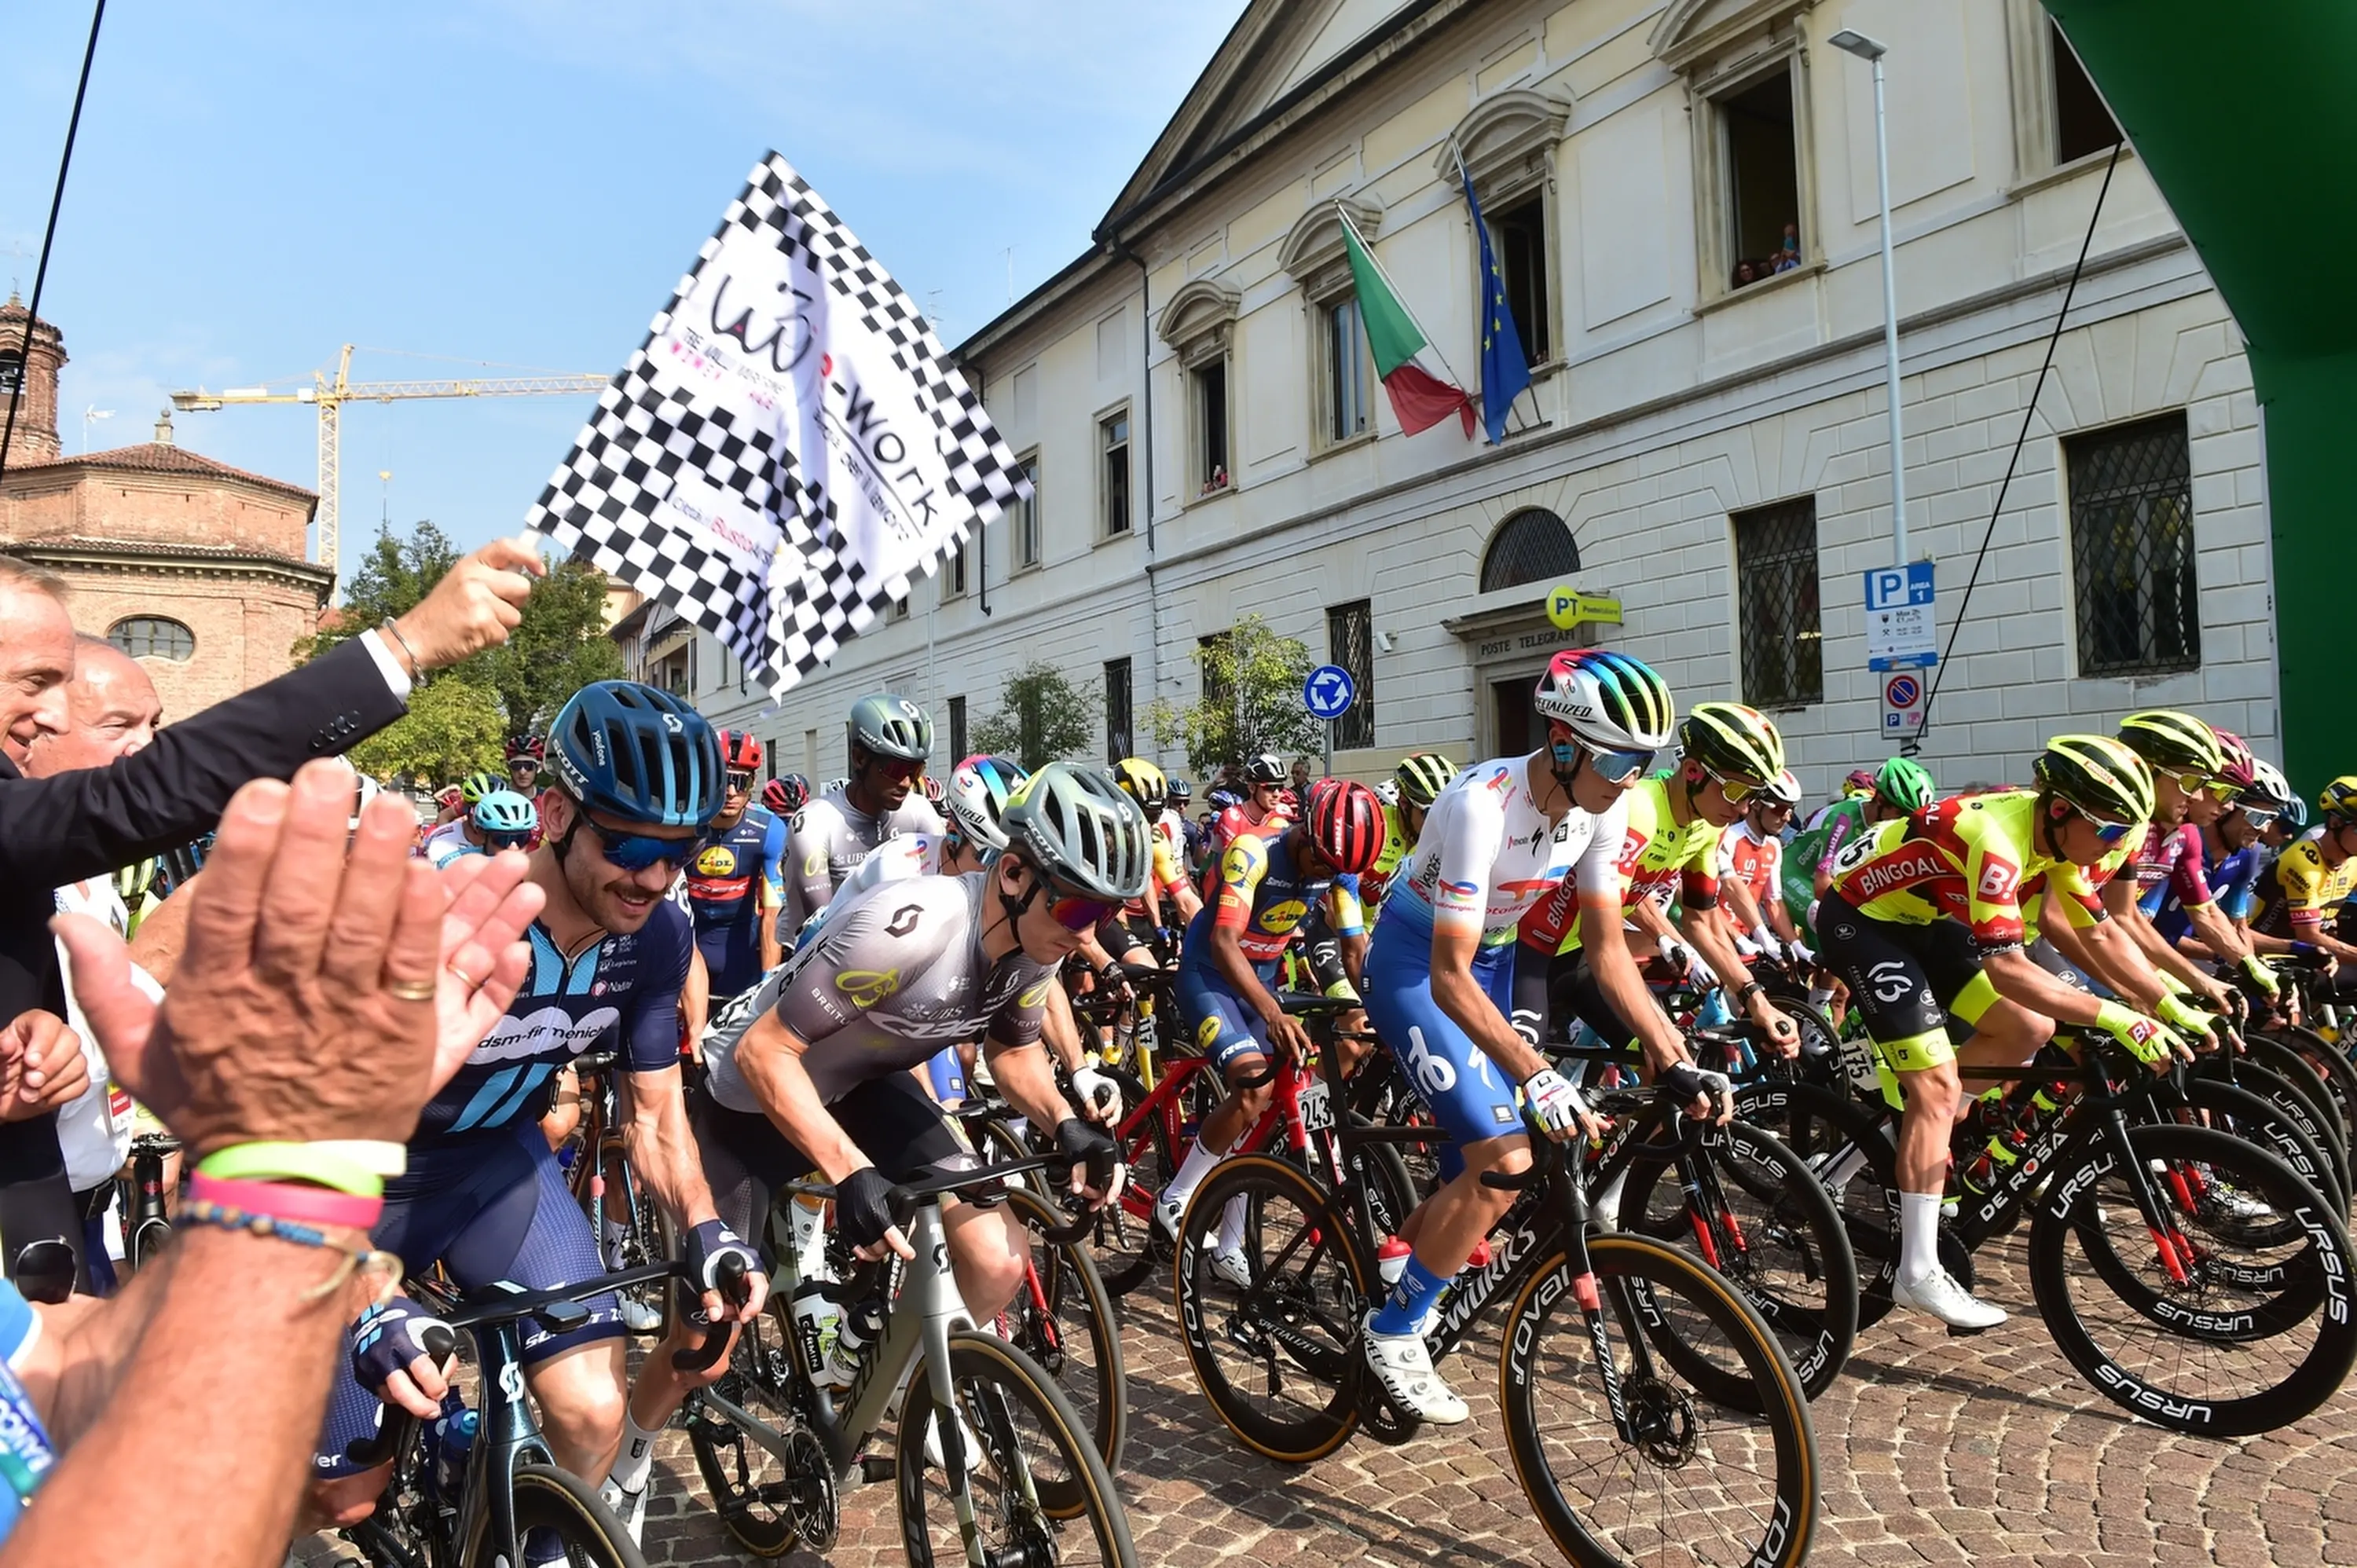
left=835, top=968, right=902, bottom=1008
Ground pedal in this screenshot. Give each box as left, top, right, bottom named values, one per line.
left=857, top=1452, right=896, bottom=1486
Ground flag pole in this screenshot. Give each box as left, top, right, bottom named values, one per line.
left=1447, top=139, right=1544, bottom=441
left=1333, top=201, right=1472, bottom=395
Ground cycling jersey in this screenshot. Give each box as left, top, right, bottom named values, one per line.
left=2144, top=827, right=2264, bottom=943
left=1717, top=821, right=1784, bottom=916
left=1356, top=801, right=1412, bottom=910
left=704, top=871, right=1053, bottom=1110
left=420, top=817, right=471, bottom=864
left=779, top=786, right=944, bottom=933
left=1391, top=757, right=1618, bottom=949
left=1545, top=775, right=1722, bottom=956
left=2128, top=819, right=2212, bottom=910
left=1123, top=819, right=1189, bottom=923
left=1177, top=826, right=1362, bottom=1072
left=686, top=804, right=786, bottom=998
left=1206, top=799, right=1288, bottom=861
left=0, top=1281, right=53, bottom=1540
left=1827, top=789, right=2105, bottom=953
left=2249, top=837, right=2357, bottom=938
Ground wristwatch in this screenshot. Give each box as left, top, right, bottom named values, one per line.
left=1735, top=980, right=1766, bottom=1006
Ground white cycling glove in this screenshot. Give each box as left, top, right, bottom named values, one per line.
left=1069, top=1065, right=1123, bottom=1123
left=1520, top=1068, right=1592, bottom=1138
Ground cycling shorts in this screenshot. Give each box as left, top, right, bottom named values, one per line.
left=1813, top=892, right=2000, bottom=1073
left=313, top=1122, right=621, bottom=1477
left=691, top=1075, right=971, bottom=1245
left=1362, top=916, right=1522, bottom=1183
left=1542, top=942, right=1639, bottom=1055
left=1175, top=955, right=1278, bottom=1075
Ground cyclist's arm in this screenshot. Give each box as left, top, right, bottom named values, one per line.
left=1813, top=810, right=1857, bottom=897
left=786, top=809, right=834, bottom=923
left=618, top=926, right=730, bottom=1248
left=1205, top=839, right=1284, bottom=1024
left=760, top=814, right=786, bottom=972
left=2099, top=875, right=2227, bottom=999
left=2179, top=896, right=2249, bottom=968
left=1577, top=887, right=1690, bottom=1072
left=1039, top=979, right=1089, bottom=1077
left=978, top=984, right=1078, bottom=1132
left=2037, top=895, right=2165, bottom=1009
left=1430, top=918, right=1548, bottom=1083
left=1325, top=877, right=1369, bottom=992
left=733, top=1009, right=871, bottom=1183
left=1982, top=943, right=2115, bottom=1028
left=1718, top=874, right=1768, bottom=945
left=679, top=945, right=711, bottom=1049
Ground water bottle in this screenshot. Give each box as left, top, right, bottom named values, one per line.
left=792, top=1280, right=848, bottom=1387
left=431, top=1397, right=478, bottom=1500
left=1376, top=1236, right=1412, bottom=1288
left=823, top=1294, right=885, bottom=1388
left=1960, top=1125, right=2029, bottom=1197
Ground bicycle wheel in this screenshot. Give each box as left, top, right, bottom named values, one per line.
left=464, top=1462, right=649, bottom=1568
left=2250, top=1028, right=2357, bottom=1177
left=1617, top=1119, right=1859, bottom=1399
left=896, top=1330, right=1138, bottom=1567
left=684, top=1307, right=833, bottom=1558
left=2164, top=1075, right=2347, bottom=1220
left=1172, top=1152, right=1371, bottom=1463
left=998, top=1185, right=1127, bottom=1478
left=2029, top=1123, right=2357, bottom=1437
left=1288, top=1116, right=1418, bottom=1243
left=1501, top=1233, right=1816, bottom=1568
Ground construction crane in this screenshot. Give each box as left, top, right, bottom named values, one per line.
left=171, top=344, right=607, bottom=583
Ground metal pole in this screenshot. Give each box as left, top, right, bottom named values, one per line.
left=1871, top=54, right=1907, bottom=567
left=1323, top=719, right=1333, bottom=781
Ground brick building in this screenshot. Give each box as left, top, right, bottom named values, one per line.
left=1, top=296, right=332, bottom=720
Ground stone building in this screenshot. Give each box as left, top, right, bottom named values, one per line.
left=0, top=297, right=332, bottom=720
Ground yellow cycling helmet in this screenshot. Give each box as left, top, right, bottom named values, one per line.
left=1678, top=701, right=1786, bottom=783
left=2319, top=775, right=2357, bottom=825
left=2035, top=735, right=2156, bottom=826
left=1394, top=752, right=1457, bottom=809
left=1112, top=757, right=1169, bottom=814
left=2116, top=709, right=2224, bottom=779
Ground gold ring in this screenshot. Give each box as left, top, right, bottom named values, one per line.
left=386, top=978, right=438, bottom=1002
left=446, top=962, right=481, bottom=991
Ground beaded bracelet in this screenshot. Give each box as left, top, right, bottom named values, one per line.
left=178, top=1198, right=402, bottom=1304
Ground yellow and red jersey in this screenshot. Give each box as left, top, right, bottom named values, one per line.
left=1829, top=789, right=2109, bottom=951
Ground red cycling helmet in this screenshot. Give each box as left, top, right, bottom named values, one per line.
left=761, top=778, right=793, bottom=815
left=719, top=730, right=763, bottom=774
left=2211, top=728, right=2257, bottom=792
left=505, top=734, right=545, bottom=764
left=1304, top=778, right=1384, bottom=874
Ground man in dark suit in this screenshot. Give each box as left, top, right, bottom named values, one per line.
left=0, top=537, right=544, bottom=1290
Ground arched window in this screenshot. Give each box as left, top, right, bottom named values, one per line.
left=109, top=616, right=195, bottom=661
left=1479, top=507, right=1580, bottom=592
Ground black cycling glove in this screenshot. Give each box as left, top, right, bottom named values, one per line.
left=1054, top=1116, right=1121, bottom=1191
left=835, top=1167, right=900, bottom=1252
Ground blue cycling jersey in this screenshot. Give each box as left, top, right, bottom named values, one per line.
left=2144, top=833, right=2267, bottom=944
left=687, top=805, right=786, bottom=998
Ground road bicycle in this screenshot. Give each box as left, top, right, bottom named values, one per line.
left=1175, top=993, right=1817, bottom=1568
left=555, top=1050, right=673, bottom=1332
left=682, top=1153, right=1138, bottom=1568
left=119, top=1130, right=178, bottom=1273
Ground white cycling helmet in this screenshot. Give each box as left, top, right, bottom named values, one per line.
left=1532, top=650, right=1677, bottom=753
left=946, top=755, right=1029, bottom=852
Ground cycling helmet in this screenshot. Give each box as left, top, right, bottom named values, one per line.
left=999, top=763, right=1151, bottom=902
left=1112, top=757, right=1169, bottom=815
left=1872, top=756, right=1936, bottom=815
left=771, top=773, right=812, bottom=814
left=718, top=729, right=764, bottom=774
left=1243, top=753, right=1286, bottom=786
left=946, top=754, right=1029, bottom=852
left=1276, top=787, right=1299, bottom=815
left=2320, top=775, right=2357, bottom=826
left=1371, top=779, right=1401, bottom=808
left=460, top=770, right=501, bottom=808
left=2238, top=760, right=2297, bottom=821
left=505, top=735, right=545, bottom=764
left=1760, top=769, right=1804, bottom=809
left=1532, top=650, right=1676, bottom=752
left=1395, top=752, right=1457, bottom=809
left=2210, top=729, right=2257, bottom=792
left=848, top=694, right=933, bottom=764
left=1206, top=787, right=1244, bottom=812
left=2116, top=709, right=2225, bottom=778
left=1842, top=768, right=1877, bottom=800
left=1304, top=778, right=1384, bottom=874
left=1678, top=702, right=1786, bottom=782
left=1168, top=776, right=1193, bottom=802
left=821, top=776, right=849, bottom=797
left=550, top=680, right=724, bottom=829
left=471, top=789, right=539, bottom=837
left=761, top=778, right=793, bottom=816
left=434, top=784, right=464, bottom=812
left=921, top=774, right=946, bottom=806
left=2034, top=735, right=2156, bottom=826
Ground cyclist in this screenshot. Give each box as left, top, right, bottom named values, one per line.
left=1112, top=756, right=1203, bottom=940
left=2144, top=733, right=2274, bottom=956
left=315, top=683, right=764, bottom=1545
left=1358, top=650, right=1677, bottom=1423
left=1157, top=779, right=1384, bottom=1272
left=1166, top=775, right=1202, bottom=863
left=1718, top=768, right=1809, bottom=966
left=1815, top=735, right=2186, bottom=1328
left=2245, top=775, right=2357, bottom=970
left=1782, top=757, right=1937, bottom=940
left=420, top=769, right=503, bottom=862
left=779, top=694, right=944, bottom=938
left=1205, top=753, right=1291, bottom=859
left=2099, top=710, right=2259, bottom=1010
left=1532, top=701, right=1805, bottom=1062
left=686, top=730, right=788, bottom=1004
left=687, top=763, right=1135, bottom=1417
left=1358, top=752, right=1454, bottom=910
left=763, top=772, right=810, bottom=820
left=508, top=733, right=547, bottom=796
left=427, top=789, right=538, bottom=868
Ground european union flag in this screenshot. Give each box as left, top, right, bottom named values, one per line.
left=1460, top=163, right=1531, bottom=445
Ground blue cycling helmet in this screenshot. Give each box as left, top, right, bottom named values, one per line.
left=550, top=680, right=724, bottom=829
left=471, top=789, right=540, bottom=837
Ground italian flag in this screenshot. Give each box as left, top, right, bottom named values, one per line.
left=1340, top=208, right=1475, bottom=438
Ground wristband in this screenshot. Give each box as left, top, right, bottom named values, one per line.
left=1736, top=980, right=1765, bottom=1006
left=310, top=1140, right=409, bottom=1177
left=376, top=616, right=422, bottom=673
left=196, top=1141, right=388, bottom=1199
left=2293, top=942, right=2318, bottom=958
left=189, top=1173, right=384, bottom=1232
left=178, top=1198, right=402, bottom=1303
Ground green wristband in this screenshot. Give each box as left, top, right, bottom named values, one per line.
left=196, top=1141, right=386, bottom=1199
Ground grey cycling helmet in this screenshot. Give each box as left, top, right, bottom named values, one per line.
left=999, top=762, right=1152, bottom=902
left=848, top=693, right=933, bottom=764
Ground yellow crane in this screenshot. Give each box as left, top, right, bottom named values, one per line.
left=171, top=344, right=607, bottom=583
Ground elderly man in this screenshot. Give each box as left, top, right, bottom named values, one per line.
left=20, top=639, right=165, bottom=1291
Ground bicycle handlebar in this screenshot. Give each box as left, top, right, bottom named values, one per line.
left=780, top=1154, right=1103, bottom=1246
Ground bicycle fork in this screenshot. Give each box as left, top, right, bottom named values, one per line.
left=2092, top=1109, right=2200, bottom=1287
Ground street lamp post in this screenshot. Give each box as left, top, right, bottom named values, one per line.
left=1830, top=27, right=1907, bottom=567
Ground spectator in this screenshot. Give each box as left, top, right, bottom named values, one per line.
left=0, top=761, right=544, bottom=1559
left=1773, top=222, right=1802, bottom=273
left=0, top=540, right=541, bottom=1291
left=1289, top=756, right=1314, bottom=793
left=1733, top=260, right=1760, bottom=288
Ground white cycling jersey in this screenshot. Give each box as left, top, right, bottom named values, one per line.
left=1382, top=755, right=1626, bottom=947
left=780, top=786, right=944, bottom=932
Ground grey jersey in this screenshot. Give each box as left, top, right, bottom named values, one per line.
left=704, top=870, right=1052, bottom=1111
left=780, top=785, right=946, bottom=932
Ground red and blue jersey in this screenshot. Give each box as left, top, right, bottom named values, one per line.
left=687, top=805, right=786, bottom=998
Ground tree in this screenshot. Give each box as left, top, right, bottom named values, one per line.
left=299, top=520, right=462, bottom=659
left=346, top=675, right=506, bottom=786
left=973, top=661, right=1094, bottom=771
left=1148, top=614, right=1325, bottom=777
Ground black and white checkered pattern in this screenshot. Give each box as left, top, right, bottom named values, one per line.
left=526, top=152, right=1030, bottom=697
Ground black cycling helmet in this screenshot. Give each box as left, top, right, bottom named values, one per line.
left=1243, top=753, right=1286, bottom=785
left=551, top=680, right=724, bottom=830
left=849, top=694, right=933, bottom=764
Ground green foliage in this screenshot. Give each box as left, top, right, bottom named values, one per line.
left=346, top=676, right=506, bottom=786
left=973, top=661, right=1094, bottom=771
left=1147, top=614, right=1324, bottom=777
left=299, top=520, right=627, bottom=782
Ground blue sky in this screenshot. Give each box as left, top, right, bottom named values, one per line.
left=2, top=0, right=1244, bottom=577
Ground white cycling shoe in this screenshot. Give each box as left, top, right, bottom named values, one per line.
left=1891, top=1267, right=2007, bottom=1330
left=1360, top=1313, right=1469, bottom=1424
left=597, top=1478, right=650, bottom=1546
left=618, top=1295, right=663, bottom=1334
left=1209, top=1245, right=1254, bottom=1289
left=922, top=1405, right=984, bottom=1473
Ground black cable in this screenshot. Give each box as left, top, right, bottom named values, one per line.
left=1904, top=137, right=2123, bottom=757
left=0, top=0, right=107, bottom=486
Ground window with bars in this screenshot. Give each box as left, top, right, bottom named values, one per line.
left=2067, top=412, right=2198, bottom=677
left=1326, top=600, right=1375, bottom=749
left=948, top=695, right=967, bottom=766
left=1104, top=658, right=1133, bottom=765
left=1732, top=497, right=1823, bottom=707
left=1479, top=508, right=1581, bottom=593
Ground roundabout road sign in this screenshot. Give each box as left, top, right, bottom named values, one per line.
left=1303, top=664, right=1357, bottom=720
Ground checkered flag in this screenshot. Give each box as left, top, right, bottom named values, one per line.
left=526, top=151, right=1030, bottom=698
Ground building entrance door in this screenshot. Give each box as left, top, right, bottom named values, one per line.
left=1490, top=678, right=1533, bottom=759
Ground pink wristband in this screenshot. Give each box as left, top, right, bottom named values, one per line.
left=188, top=1174, right=384, bottom=1233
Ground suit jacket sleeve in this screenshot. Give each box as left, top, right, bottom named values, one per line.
left=0, top=636, right=407, bottom=888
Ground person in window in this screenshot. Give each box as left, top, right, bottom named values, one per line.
left=1733, top=260, right=1760, bottom=288
left=1772, top=222, right=1802, bottom=273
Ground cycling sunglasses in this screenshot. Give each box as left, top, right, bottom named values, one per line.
left=870, top=755, right=923, bottom=782
left=2076, top=808, right=2140, bottom=844
left=579, top=817, right=697, bottom=872
left=1702, top=762, right=1770, bottom=804
left=483, top=829, right=534, bottom=852
left=1546, top=730, right=1655, bottom=784
left=725, top=769, right=757, bottom=793
left=2234, top=805, right=2278, bottom=830
left=1037, top=877, right=1121, bottom=931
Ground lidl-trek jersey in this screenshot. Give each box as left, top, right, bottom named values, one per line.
left=1184, top=827, right=1362, bottom=972
left=687, top=804, right=786, bottom=997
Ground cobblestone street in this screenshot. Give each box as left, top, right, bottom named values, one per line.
left=305, top=1229, right=2357, bottom=1567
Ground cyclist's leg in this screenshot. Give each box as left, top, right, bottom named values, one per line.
left=1160, top=963, right=1276, bottom=1228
